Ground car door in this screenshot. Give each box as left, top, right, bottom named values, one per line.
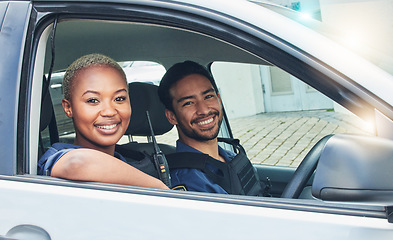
left=1, top=0, right=392, bottom=239
left=0, top=1, right=31, bottom=176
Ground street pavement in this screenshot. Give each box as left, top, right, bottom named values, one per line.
left=229, top=110, right=372, bottom=167
left=134, top=110, right=372, bottom=167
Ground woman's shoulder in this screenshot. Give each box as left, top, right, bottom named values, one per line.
left=50, top=142, right=83, bottom=151
left=37, top=143, right=82, bottom=175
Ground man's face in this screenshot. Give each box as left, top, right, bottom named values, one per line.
left=62, top=65, right=131, bottom=151
left=165, top=74, right=223, bottom=143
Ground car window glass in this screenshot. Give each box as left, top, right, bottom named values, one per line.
left=211, top=61, right=374, bottom=167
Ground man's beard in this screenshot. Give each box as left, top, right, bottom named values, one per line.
left=177, top=111, right=222, bottom=142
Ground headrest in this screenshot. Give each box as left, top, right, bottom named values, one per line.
left=126, top=82, right=173, bottom=136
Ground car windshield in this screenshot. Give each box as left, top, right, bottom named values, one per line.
left=250, top=1, right=393, bottom=76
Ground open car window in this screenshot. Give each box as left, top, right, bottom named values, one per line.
left=211, top=61, right=374, bottom=167
left=28, top=1, right=393, bottom=210
left=35, top=17, right=379, bottom=178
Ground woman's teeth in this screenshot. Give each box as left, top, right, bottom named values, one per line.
left=97, top=124, right=117, bottom=129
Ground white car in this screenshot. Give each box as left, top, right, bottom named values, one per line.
left=1, top=0, right=393, bottom=239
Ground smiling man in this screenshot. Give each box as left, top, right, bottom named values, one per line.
left=158, top=61, right=237, bottom=193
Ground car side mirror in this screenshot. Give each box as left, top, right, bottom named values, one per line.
left=312, top=134, right=393, bottom=205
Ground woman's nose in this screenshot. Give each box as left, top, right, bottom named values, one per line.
left=100, top=101, right=117, bottom=117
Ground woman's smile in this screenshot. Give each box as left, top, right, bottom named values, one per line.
left=94, top=122, right=121, bottom=135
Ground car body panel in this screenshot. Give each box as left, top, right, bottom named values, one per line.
left=0, top=176, right=391, bottom=239
left=0, top=1, right=31, bottom=175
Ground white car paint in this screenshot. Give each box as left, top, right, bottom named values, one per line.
left=0, top=179, right=391, bottom=239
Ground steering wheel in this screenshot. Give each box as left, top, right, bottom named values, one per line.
left=281, top=135, right=333, bottom=199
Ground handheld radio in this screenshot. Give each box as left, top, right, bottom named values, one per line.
left=146, top=111, right=172, bottom=188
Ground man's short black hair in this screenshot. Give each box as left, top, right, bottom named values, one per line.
left=158, top=61, right=218, bottom=111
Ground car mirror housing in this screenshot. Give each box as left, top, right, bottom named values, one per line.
left=312, top=134, right=393, bottom=205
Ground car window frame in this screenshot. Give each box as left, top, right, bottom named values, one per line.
left=17, top=0, right=392, bottom=221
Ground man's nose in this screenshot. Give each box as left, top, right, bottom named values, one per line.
left=195, top=101, right=210, bottom=115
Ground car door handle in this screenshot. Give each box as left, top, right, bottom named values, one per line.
left=1, top=225, right=51, bottom=240
left=0, top=236, right=17, bottom=240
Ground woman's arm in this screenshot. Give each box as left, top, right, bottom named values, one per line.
left=51, top=148, right=169, bottom=189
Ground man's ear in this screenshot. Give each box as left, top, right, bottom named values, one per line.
left=62, top=99, right=73, bottom=118
left=165, top=109, right=178, bottom=125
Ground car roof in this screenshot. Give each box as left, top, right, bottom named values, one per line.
left=36, top=0, right=393, bottom=110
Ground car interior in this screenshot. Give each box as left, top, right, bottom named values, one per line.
left=31, top=8, right=393, bottom=205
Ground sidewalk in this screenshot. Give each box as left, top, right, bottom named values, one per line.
left=229, top=110, right=371, bottom=167
left=148, top=110, right=372, bottom=167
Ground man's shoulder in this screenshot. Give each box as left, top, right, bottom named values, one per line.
left=218, top=146, right=236, bottom=161
left=175, top=141, right=201, bottom=153
left=220, top=146, right=236, bottom=155
left=170, top=167, right=227, bottom=194
left=175, top=140, right=236, bottom=161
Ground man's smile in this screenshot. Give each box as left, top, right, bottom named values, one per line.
left=191, top=111, right=219, bottom=128
left=197, top=117, right=214, bottom=126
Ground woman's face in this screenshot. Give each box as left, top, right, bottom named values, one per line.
left=62, top=65, right=131, bottom=152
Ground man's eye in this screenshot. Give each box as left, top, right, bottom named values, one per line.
left=205, top=94, right=214, bottom=99
left=182, top=101, right=192, bottom=107
left=115, top=96, right=127, bottom=102
left=87, top=98, right=99, bottom=103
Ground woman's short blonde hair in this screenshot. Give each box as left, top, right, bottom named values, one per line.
left=63, top=53, right=127, bottom=100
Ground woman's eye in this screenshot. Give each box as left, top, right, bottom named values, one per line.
left=115, top=96, right=127, bottom=102
left=87, top=98, right=99, bottom=103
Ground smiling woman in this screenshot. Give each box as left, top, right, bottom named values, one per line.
left=37, top=53, right=168, bottom=189
left=61, top=63, right=130, bottom=153
left=2, top=0, right=393, bottom=238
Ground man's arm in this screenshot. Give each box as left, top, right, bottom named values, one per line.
left=51, top=148, right=168, bottom=189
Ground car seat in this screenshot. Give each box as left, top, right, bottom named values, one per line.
left=39, top=76, right=59, bottom=159
left=115, top=82, right=176, bottom=156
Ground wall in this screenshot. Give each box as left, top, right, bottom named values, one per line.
left=211, top=62, right=265, bottom=119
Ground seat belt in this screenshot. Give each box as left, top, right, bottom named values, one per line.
left=167, top=138, right=264, bottom=196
